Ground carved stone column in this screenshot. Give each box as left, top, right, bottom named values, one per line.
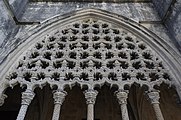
left=0, top=94, right=7, bottom=106
left=115, top=90, right=130, bottom=120
left=52, top=90, right=67, bottom=120
left=16, top=89, right=35, bottom=120
left=84, top=89, right=98, bottom=120
left=147, top=91, right=164, bottom=120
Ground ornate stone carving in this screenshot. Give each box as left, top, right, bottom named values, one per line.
left=6, top=18, right=172, bottom=91
left=147, top=91, right=164, bottom=120
left=0, top=94, right=7, bottom=106
left=115, top=90, right=129, bottom=104
left=21, top=89, right=35, bottom=105
left=115, top=90, right=129, bottom=120
left=53, top=90, right=67, bottom=105
left=16, top=90, right=35, bottom=120
left=84, top=89, right=98, bottom=120
left=52, top=90, right=67, bottom=120
left=147, top=91, right=160, bottom=104
left=84, top=89, right=98, bottom=105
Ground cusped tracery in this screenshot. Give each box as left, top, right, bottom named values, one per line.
left=6, top=19, right=172, bottom=89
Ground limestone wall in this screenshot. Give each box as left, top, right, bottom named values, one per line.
left=21, top=2, right=160, bottom=21
left=153, top=0, right=181, bottom=51
left=0, top=1, right=18, bottom=62
left=152, top=0, right=172, bottom=18
left=165, top=1, right=181, bottom=50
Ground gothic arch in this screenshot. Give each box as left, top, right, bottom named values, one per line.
left=3, top=18, right=173, bottom=90
left=0, top=8, right=181, bottom=120
left=0, top=9, right=180, bottom=92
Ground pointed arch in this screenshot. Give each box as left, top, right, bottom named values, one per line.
left=0, top=8, right=180, bottom=99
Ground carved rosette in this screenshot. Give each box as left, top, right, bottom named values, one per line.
left=0, top=94, right=7, bottom=106
left=53, top=90, right=67, bottom=105
left=147, top=91, right=160, bottom=104
left=115, top=90, right=129, bottom=104
left=84, top=90, right=98, bottom=105
left=21, top=90, right=35, bottom=105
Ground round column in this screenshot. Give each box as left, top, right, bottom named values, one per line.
left=84, top=89, right=98, bottom=120
left=52, top=90, right=67, bottom=120
left=147, top=91, right=164, bottom=120
left=16, top=89, right=35, bottom=120
left=115, top=90, right=130, bottom=120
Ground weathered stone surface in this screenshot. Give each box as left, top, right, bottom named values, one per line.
left=152, top=0, right=172, bottom=18
left=9, top=0, right=28, bottom=18
left=1, top=1, right=179, bottom=65
left=152, top=0, right=181, bottom=51
left=165, top=1, right=181, bottom=51
left=21, top=2, right=160, bottom=22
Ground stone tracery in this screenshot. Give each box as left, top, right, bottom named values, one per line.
left=6, top=18, right=172, bottom=90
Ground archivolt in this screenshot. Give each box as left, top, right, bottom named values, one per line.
left=0, top=9, right=181, bottom=94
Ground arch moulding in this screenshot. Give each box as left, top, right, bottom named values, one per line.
left=0, top=9, right=181, bottom=100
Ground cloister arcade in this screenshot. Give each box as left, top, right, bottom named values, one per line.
left=0, top=9, right=181, bottom=120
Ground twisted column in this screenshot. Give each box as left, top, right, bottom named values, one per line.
left=16, top=89, right=35, bottom=120
left=115, top=90, right=130, bottom=120
left=147, top=91, right=164, bottom=120
left=0, top=94, right=7, bottom=106
left=52, top=90, right=67, bottom=120
left=84, top=89, right=98, bottom=120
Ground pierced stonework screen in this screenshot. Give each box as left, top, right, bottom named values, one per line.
left=6, top=18, right=171, bottom=90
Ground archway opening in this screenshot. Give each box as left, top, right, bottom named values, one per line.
left=60, top=86, right=87, bottom=120
left=25, top=85, right=54, bottom=120
left=128, top=84, right=156, bottom=120
left=95, top=85, right=121, bottom=120
left=0, top=85, right=22, bottom=120
left=159, top=84, right=181, bottom=120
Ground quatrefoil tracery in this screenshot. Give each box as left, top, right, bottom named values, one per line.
left=7, top=19, right=171, bottom=89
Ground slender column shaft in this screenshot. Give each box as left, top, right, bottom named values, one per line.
left=16, top=105, right=29, bottom=120
left=87, top=104, right=94, bottom=120
left=84, top=89, right=98, bottom=120
left=16, top=90, right=35, bottom=120
left=52, top=90, right=67, bottom=120
left=147, top=91, right=164, bottom=120
left=115, top=90, right=129, bottom=120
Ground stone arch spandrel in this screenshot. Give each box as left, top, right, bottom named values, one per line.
left=0, top=9, right=180, bottom=99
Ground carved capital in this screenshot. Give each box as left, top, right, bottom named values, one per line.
left=115, top=90, right=129, bottom=104
left=147, top=91, right=160, bottom=104
left=53, top=90, right=67, bottom=105
left=84, top=89, right=98, bottom=105
left=21, top=90, right=35, bottom=105
left=0, top=94, right=7, bottom=106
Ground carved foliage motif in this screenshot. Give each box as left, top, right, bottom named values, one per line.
left=147, top=91, right=160, bottom=104
left=84, top=89, right=98, bottom=104
left=115, top=90, right=128, bottom=104
left=6, top=18, right=171, bottom=89
left=21, top=90, right=35, bottom=105
left=53, top=90, right=67, bottom=105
